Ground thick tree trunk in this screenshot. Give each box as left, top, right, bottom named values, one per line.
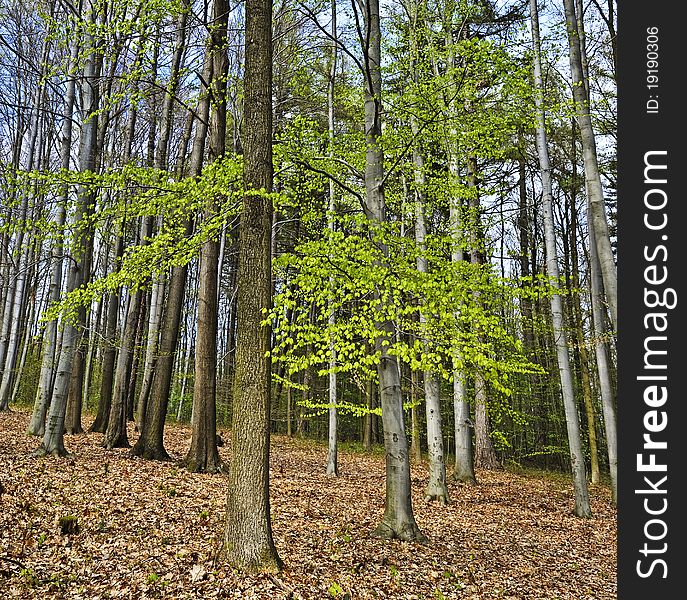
left=530, top=0, right=591, bottom=517
left=224, top=0, right=282, bottom=572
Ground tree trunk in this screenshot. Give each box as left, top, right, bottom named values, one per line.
left=409, top=369, right=421, bottom=462
left=588, top=195, right=617, bottom=504
left=184, top=0, right=228, bottom=474
left=562, top=0, right=617, bottom=331
left=568, top=145, right=599, bottom=484
left=412, top=141, right=448, bottom=503
left=132, top=46, right=213, bottom=462
left=0, top=43, right=48, bottom=410
left=440, top=16, right=476, bottom=483
left=466, top=156, right=498, bottom=471
left=325, top=0, right=339, bottom=478
left=224, top=0, right=282, bottom=572
left=34, top=20, right=99, bottom=456
left=89, top=239, right=122, bottom=434
left=136, top=2, right=189, bottom=427
left=530, top=0, right=591, bottom=517
left=358, top=0, right=425, bottom=542
left=102, top=288, right=141, bottom=449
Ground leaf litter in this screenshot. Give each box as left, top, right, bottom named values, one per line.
left=0, top=410, right=616, bottom=599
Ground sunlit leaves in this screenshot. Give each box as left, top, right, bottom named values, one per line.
left=268, top=212, right=544, bottom=406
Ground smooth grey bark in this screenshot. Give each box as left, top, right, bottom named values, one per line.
left=0, top=232, right=31, bottom=410
left=89, top=236, right=123, bottom=433
left=131, top=111, right=198, bottom=459
left=435, top=14, right=476, bottom=484
left=405, top=0, right=448, bottom=503
left=176, top=331, right=194, bottom=420
left=588, top=195, right=617, bottom=504
left=34, top=20, right=99, bottom=456
left=135, top=269, right=164, bottom=429
left=357, top=0, right=425, bottom=542
left=0, top=41, right=48, bottom=410
left=325, top=0, right=338, bottom=478
left=11, top=253, right=39, bottom=405
left=81, top=292, right=103, bottom=412
left=409, top=369, right=422, bottom=462
left=448, top=191, right=475, bottom=483
left=65, top=228, right=96, bottom=434
left=530, top=0, right=591, bottom=517
left=90, top=96, right=136, bottom=436
left=562, top=0, right=617, bottom=332
left=412, top=137, right=448, bottom=504
left=567, top=141, right=600, bottom=485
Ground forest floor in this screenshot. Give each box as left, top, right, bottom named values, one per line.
left=0, top=409, right=616, bottom=600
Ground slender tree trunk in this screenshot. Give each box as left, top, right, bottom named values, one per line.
left=325, top=0, right=339, bottom=477
left=562, top=0, right=617, bottom=331
left=437, top=15, right=476, bottom=483
left=588, top=195, right=617, bottom=504
left=89, top=236, right=123, bottom=433
left=466, top=157, right=499, bottom=471
left=102, top=288, right=141, bottom=449
left=176, top=332, right=194, bottom=421
left=412, top=148, right=448, bottom=503
left=363, top=377, right=374, bottom=451
left=132, top=61, right=212, bottom=462
left=0, top=43, right=49, bottom=410
left=11, top=260, right=38, bottom=405
left=410, top=369, right=421, bottom=462
left=136, top=2, right=189, bottom=427
left=89, top=77, right=140, bottom=433
left=285, top=379, right=292, bottom=437
left=406, top=2, right=447, bottom=502
left=82, top=291, right=103, bottom=412
left=34, top=19, right=99, bottom=456
left=568, top=147, right=599, bottom=484
left=183, top=0, right=228, bottom=473
left=356, top=0, right=425, bottom=542
left=126, top=290, right=147, bottom=422
left=449, top=192, right=475, bottom=483
left=530, top=0, right=591, bottom=517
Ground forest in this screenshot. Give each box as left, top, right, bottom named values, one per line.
left=0, top=0, right=617, bottom=597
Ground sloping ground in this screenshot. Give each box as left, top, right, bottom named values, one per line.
left=1, top=410, right=616, bottom=599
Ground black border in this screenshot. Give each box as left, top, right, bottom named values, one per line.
left=617, top=3, right=685, bottom=597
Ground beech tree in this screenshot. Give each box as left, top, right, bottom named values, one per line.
left=0, top=0, right=618, bottom=550
left=530, top=0, right=590, bottom=517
